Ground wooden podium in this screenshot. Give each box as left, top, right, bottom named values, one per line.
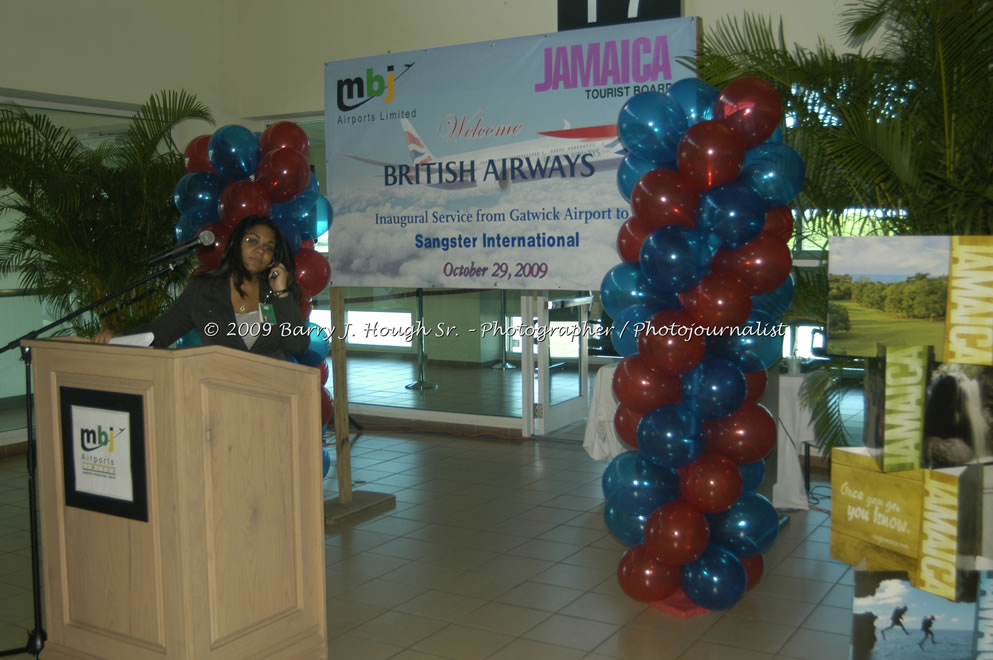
left=25, top=340, right=327, bottom=659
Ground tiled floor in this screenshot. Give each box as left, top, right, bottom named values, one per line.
left=0, top=429, right=853, bottom=659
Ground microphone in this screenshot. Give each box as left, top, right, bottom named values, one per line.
left=147, top=230, right=216, bottom=266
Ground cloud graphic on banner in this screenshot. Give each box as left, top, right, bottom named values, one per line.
left=330, top=173, right=624, bottom=288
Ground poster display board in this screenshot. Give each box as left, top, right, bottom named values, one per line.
left=831, top=447, right=983, bottom=601
left=827, top=236, right=993, bottom=365
left=852, top=568, right=992, bottom=659
left=867, top=344, right=993, bottom=473
left=324, top=18, right=697, bottom=289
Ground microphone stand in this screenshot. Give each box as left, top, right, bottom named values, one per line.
left=0, top=256, right=188, bottom=659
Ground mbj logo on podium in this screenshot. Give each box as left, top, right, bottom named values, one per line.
left=71, top=405, right=133, bottom=502
left=80, top=424, right=120, bottom=453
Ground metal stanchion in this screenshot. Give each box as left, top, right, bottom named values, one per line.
left=491, top=290, right=516, bottom=370
left=405, top=288, right=437, bottom=390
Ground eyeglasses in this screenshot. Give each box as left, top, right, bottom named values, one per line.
left=244, top=234, right=276, bottom=254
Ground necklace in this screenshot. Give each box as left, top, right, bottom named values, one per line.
left=238, top=303, right=248, bottom=313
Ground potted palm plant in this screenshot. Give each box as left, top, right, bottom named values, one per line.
left=689, top=0, right=993, bottom=453
left=0, top=90, right=213, bottom=336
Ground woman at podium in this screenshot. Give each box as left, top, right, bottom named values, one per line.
left=93, top=215, right=309, bottom=360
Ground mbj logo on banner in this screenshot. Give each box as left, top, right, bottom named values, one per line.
left=71, top=405, right=133, bottom=503
left=324, top=18, right=697, bottom=290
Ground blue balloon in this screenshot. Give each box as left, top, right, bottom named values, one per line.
left=307, top=194, right=333, bottom=240
left=173, top=172, right=226, bottom=215
left=175, top=205, right=217, bottom=243
left=668, top=78, right=719, bottom=126
left=637, top=404, right=703, bottom=468
left=610, top=303, right=663, bottom=357
left=602, top=451, right=680, bottom=514
left=708, top=309, right=785, bottom=372
left=681, top=545, right=748, bottom=610
left=305, top=171, right=320, bottom=195
left=273, top=192, right=333, bottom=240
left=738, top=459, right=766, bottom=492
left=600, top=263, right=679, bottom=319
left=681, top=358, right=747, bottom=420
left=616, top=153, right=662, bottom=202
left=617, top=92, right=689, bottom=163
left=175, top=327, right=203, bottom=348
left=208, top=125, right=261, bottom=181
left=740, top=144, right=805, bottom=207
left=708, top=492, right=780, bottom=556
left=765, top=124, right=783, bottom=143
left=604, top=501, right=650, bottom=546
left=696, top=182, right=767, bottom=249
left=297, top=322, right=330, bottom=366
left=274, top=217, right=302, bottom=256
left=271, top=193, right=309, bottom=222
left=322, top=445, right=333, bottom=479
left=751, top=273, right=795, bottom=319
left=639, top=225, right=713, bottom=293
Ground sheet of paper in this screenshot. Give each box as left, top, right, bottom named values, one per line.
left=109, top=332, right=154, bottom=347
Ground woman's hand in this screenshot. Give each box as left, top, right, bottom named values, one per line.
left=92, top=330, right=117, bottom=344
left=268, top=262, right=291, bottom=296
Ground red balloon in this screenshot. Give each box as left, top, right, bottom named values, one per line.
left=299, top=296, right=313, bottom=320
left=320, top=387, right=333, bottom=425
left=218, top=180, right=271, bottom=226
left=617, top=544, right=681, bottom=602
left=744, top=369, right=768, bottom=404
left=739, top=553, right=764, bottom=590
left=255, top=147, right=311, bottom=203
left=617, top=215, right=653, bottom=263
left=260, top=121, right=310, bottom=157
left=676, top=121, right=745, bottom=192
left=637, top=309, right=706, bottom=375
left=644, top=500, right=710, bottom=566
left=703, top=402, right=777, bottom=464
left=318, top=360, right=330, bottom=386
left=614, top=405, right=642, bottom=449
left=612, top=355, right=681, bottom=413
left=294, top=247, right=331, bottom=297
left=184, top=135, right=214, bottom=173
left=714, top=77, right=783, bottom=149
left=681, top=453, right=744, bottom=514
left=680, top=271, right=752, bottom=329
left=762, top=206, right=794, bottom=243
left=630, top=169, right=700, bottom=229
left=301, top=239, right=315, bottom=250
left=194, top=222, right=232, bottom=270
left=712, top=234, right=793, bottom=295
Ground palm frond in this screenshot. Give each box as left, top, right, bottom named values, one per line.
left=798, top=359, right=862, bottom=451
left=0, top=90, right=211, bottom=334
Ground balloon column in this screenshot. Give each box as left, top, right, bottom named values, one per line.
left=174, top=121, right=335, bottom=446
left=602, top=77, right=801, bottom=612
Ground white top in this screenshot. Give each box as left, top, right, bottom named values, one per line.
left=234, top=311, right=261, bottom=351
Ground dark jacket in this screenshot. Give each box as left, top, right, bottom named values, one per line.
left=129, top=275, right=309, bottom=360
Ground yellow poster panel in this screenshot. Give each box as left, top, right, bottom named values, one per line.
left=830, top=447, right=981, bottom=600
left=944, top=236, right=993, bottom=366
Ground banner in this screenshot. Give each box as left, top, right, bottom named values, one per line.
left=324, top=18, right=697, bottom=289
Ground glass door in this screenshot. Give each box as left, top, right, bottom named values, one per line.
left=522, top=293, right=592, bottom=437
